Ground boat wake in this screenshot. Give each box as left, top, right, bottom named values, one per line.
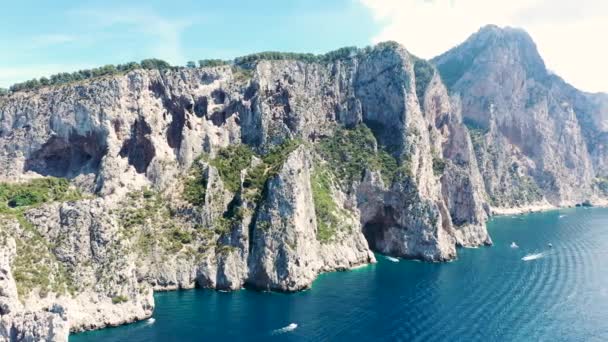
left=559, top=214, right=566, bottom=219
left=272, top=323, right=298, bottom=334
left=385, top=256, right=399, bottom=262
left=522, top=252, right=546, bottom=261
left=145, top=318, right=156, bottom=325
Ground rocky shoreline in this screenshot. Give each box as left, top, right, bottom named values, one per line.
left=491, top=200, right=608, bottom=216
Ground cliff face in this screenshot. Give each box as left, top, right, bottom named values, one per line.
left=0, top=26, right=605, bottom=339
left=433, top=25, right=607, bottom=208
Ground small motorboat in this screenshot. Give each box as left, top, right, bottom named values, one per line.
left=548, top=243, right=553, bottom=248
left=510, top=242, right=519, bottom=249
left=385, top=256, right=399, bottom=262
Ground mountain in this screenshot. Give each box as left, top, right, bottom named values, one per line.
left=0, top=26, right=605, bottom=340
left=433, top=24, right=608, bottom=207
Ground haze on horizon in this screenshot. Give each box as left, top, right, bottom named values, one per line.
left=1, top=0, right=606, bottom=93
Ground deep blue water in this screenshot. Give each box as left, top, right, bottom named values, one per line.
left=72, top=208, right=608, bottom=341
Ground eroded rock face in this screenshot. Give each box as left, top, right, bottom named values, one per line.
left=0, top=30, right=605, bottom=337
left=248, top=147, right=321, bottom=291
left=0, top=234, right=69, bottom=342
left=433, top=25, right=605, bottom=208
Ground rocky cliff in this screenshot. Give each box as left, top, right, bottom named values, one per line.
left=0, top=26, right=605, bottom=340
left=433, top=25, right=608, bottom=209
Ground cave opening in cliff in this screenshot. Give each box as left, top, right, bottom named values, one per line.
left=361, top=206, right=398, bottom=252
left=24, top=133, right=106, bottom=179
left=120, top=118, right=155, bottom=173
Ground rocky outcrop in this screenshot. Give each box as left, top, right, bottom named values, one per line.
left=433, top=25, right=605, bottom=208
left=0, top=233, right=69, bottom=342
left=0, top=26, right=606, bottom=338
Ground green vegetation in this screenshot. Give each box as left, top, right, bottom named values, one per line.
left=210, top=145, right=255, bottom=193
left=260, top=139, right=303, bottom=176
left=202, top=139, right=302, bottom=201
left=8, top=59, right=172, bottom=93
left=111, top=295, right=129, bottom=304
left=140, top=58, right=172, bottom=70
left=311, top=167, right=341, bottom=243
left=0, top=177, right=82, bottom=299
left=199, top=59, right=229, bottom=68
left=181, top=140, right=302, bottom=239
left=231, top=66, right=255, bottom=83
left=12, top=234, right=76, bottom=299
left=432, top=154, right=446, bottom=176
left=317, top=125, right=399, bottom=185
left=183, top=159, right=208, bottom=206
left=170, top=227, right=193, bottom=244
left=234, top=46, right=359, bottom=66
left=0, top=177, right=81, bottom=212
left=5, top=42, right=409, bottom=94
left=463, top=118, right=490, bottom=164
left=511, top=175, right=543, bottom=205
left=117, top=188, right=209, bottom=257
left=244, top=139, right=302, bottom=200
left=413, top=57, right=435, bottom=102
left=488, top=164, right=543, bottom=206
left=436, top=43, right=487, bottom=90
left=233, top=43, right=403, bottom=67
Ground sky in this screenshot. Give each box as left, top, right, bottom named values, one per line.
left=0, top=0, right=606, bottom=93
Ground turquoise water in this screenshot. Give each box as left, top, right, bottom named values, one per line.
left=72, top=208, right=608, bottom=341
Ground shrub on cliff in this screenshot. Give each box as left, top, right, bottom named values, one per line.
left=0, top=177, right=81, bottom=211
left=317, top=125, right=398, bottom=185
left=183, top=159, right=208, bottom=206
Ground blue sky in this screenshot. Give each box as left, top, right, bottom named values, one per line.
left=0, top=0, right=379, bottom=88
left=1, top=0, right=607, bottom=92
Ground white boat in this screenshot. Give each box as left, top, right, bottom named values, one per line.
left=548, top=243, right=553, bottom=248
left=510, top=242, right=519, bottom=249
left=272, top=323, right=298, bottom=334
left=522, top=252, right=545, bottom=261
left=385, top=256, right=399, bottom=262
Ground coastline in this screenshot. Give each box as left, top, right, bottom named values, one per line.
left=69, top=202, right=608, bottom=337
left=490, top=198, right=608, bottom=217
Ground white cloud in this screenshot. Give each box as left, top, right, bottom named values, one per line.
left=360, top=0, right=608, bottom=93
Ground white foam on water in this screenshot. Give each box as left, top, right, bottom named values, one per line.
left=522, top=252, right=545, bottom=261
left=559, top=214, right=566, bottom=218
left=510, top=242, right=519, bottom=249
left=385, top=256, right=399, bottom=262
left=272, top=323, right=298, bottom=334
left=146, top=318, right=156, bottom=325
left=350, top=263, right=369, bottom=270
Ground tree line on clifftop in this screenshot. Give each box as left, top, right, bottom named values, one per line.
left=0, top=42, right=407, bottom=95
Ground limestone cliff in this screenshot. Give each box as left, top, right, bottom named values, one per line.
left=433, top=25, right=607, bottom=209
left=0, top=27, right=605, bottom=339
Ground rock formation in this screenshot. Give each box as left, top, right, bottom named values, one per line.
left=0, top=25, right=605, bottom=340
left=433, top=25, right=607, bottom=209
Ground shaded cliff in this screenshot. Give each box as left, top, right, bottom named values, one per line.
left=433, top=25, right=607, bottom=208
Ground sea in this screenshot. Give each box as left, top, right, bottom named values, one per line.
left=72, top=207, right=608, bottom=341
